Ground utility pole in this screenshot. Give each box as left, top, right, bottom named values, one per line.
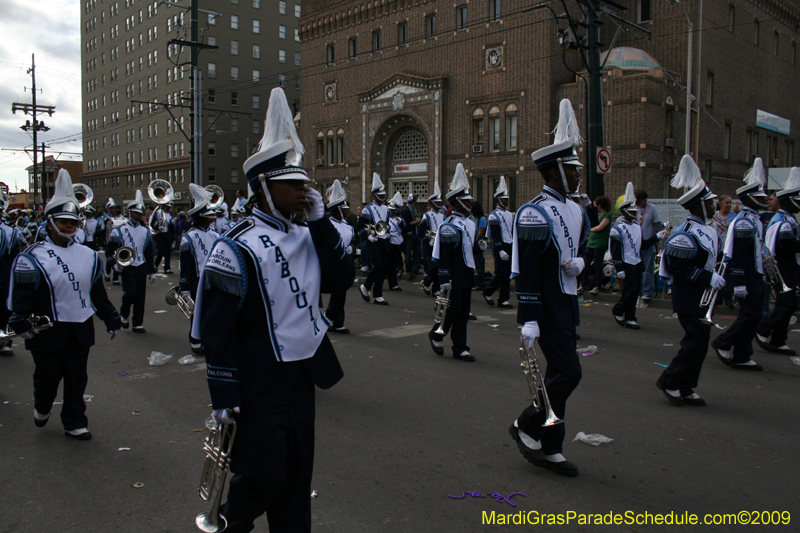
left=12, top=54, right=54, bottom=209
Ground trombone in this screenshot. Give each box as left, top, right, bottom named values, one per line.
left=166, top=286, right=195, bottom=319
left=147, top=179, right=174, bottom=235
left=196, top=417, right=237, bottom=533
left=519, top=336, right=562, bottom=427
left=700, top=262, right=727, bottom=326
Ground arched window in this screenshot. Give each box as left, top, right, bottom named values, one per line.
left=472, top=108, right=485, bottom=146
left=488, top=106, right=501, bottom=151
left=505, top=103, right=518, bottom=151
left=392, top=130, right=428, bottom=162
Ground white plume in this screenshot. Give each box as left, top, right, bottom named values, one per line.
left=256, top=87, right=304, bottom=156
left=552, top=98, right=584, bottom=147
left=371, top=172, right=385, bottom=192
left=784, top=167, right=800, bottom=191
left=623, top=182, right=635, bottom=205
left=326, top=179, right=346, bottom=206
left=670, top=155, right=702, bottom=189
left=743, top=157, right=766, bottom=187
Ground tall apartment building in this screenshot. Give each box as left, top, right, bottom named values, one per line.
left=80, top=0, right=302, bottom=211
left=299, top=0, right=800, bottom=210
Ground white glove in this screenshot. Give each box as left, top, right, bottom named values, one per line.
left=212, top=407, right=240, bottom=426
left=20, top=331, right=36, bottom=340
left=304, top=188, right=325, bottom=222
left=499, top=250, right=510, bottom=261
left=478, top=240, right=488, bottom=251
left=149, top=274, right=157, bottom=283
left=368, top=235, right=378, bottom=243
left=429, top=239, right=434, bottom=247
left=710, top=273, right=726, bottom=290
left=109, top=330, right=120, bottom=340
left=615, top=270, right=626, bottom=280
left=181, top=291, right=191, bottom=298
left=440, top=282, right=451, bottom=291
left=113, top=263, right=122, bottom=273
left=734, top=285, right=748, bottom=298
left=656, top=230, right=667, bottom=241
left=561, top=257, right=585, bottom=277
left=345, top=245, right=353, bottom=255
left=521, top=321, right=540, bottom=349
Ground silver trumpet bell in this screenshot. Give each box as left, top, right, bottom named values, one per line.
left=166, top=286, right=195, bottom=320
left=0, top=315, right=53, bottom=340
left=196, top=417, right=237, bottom=533
left=433, top=286, right=451, bottom=336
left=366, top=220, right=389, bottom=237
left=73, top=183, right=94, bottom=210
left=114, top=246, right=136, bottom=268
left=206, top=185, right=225, bottom=212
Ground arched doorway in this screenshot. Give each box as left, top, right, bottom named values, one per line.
left=370, top=114, right=431, bottom=202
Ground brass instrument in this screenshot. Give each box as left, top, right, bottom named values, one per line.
left=114, top=246, right=136, bottom=268
left=761, top=247, right=792, bottom=295
left=196, top=416, right=237, bottom=533
left=519, top=336, right=563, bottom=427
left=73, top=183, right=94, bottom=210
left=657, top=221, right=673, bottom=264
left=166, top=286, right=195, bottom=319
left=433, top=285, right=451, bottom=336
left=206, top=185, right=225, bottom=213
left=424, top=229, right=437, bottom=240
left=147, top=179, right=174, bottom=235
left=700, top=262, right=727, bottom=326
left=366, top=220, right=389, bottom=237
left=0, top=315, right=53, bottom=340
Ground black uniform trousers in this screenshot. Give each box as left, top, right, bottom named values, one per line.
left=517, top=324, right=582, bottom=455
left=104, top=244, right=120, bottom=282
left=484, top=244, right=512, bottom=302
left=153, top=235, right=172, bottom=272
left=714, top=282, right=764, bottom=362
left=325, top=291, right=347, bottom=329
left=612, top=263, right=643, bottom=321
left=659, top=314, right=710, bottom=391
left=363, top=241, right=388, bottom=298
left=120, top=267, right=148, bottom=327
left=31, top=331, right=91, bottom=431
left=386, top=244, right=402, bottom=289
left=421, top=242, right=440, bottom=293
left=403, top=234, right=422, bottom=275
left=757, top=290, right=796, bottom=348
left=429, top=287, right=471, bottom=356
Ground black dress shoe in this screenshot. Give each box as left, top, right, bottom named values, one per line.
left=767, top=345, right=797, bottom=355
left=468, top=313, right=477, bottom=321
left=373, top=299, right=388, bottom=305
left=34, top=413, right=50, bottom=428
left=731, top=361, right=764, bottom=371
left=625, top=320, right=640, bottom=329
left=64, top=430, right=93, bottom=441
left=656, top=380, right=684, bottom=406
left=482, top=292, right=495, bottom=306
left=498, top=302, right=514, bottom=309
left=359, top=285, right=370, bottom=302
left=453, top=351, right=476, bottom=362
left=428, top=332, right=444, bottom=356
left=132, top=326, right=146, bottom=333
left=191, top=345, right=206, bottom=356
left=613, top=314, right=626, bottom=327
left=422, top=284, right=432, bottom=296
left=715, top=346, right=733, bottom=366
left=545, top=459, right=579, bottom=477
left=389, top=286, right=402, bottom=291
left=329, top=326, right=350, bottom=334
left=681, top=394, right=706, bottom=407
left=120, top=319, right=130, bottom=329
left=508, top=424, right=546, bottom=467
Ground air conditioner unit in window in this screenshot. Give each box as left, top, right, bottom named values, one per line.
left=315, top=158, right=324, bottom=166
left=472, top=144, right=484, bottom=153
left=664, top=138, right=675, bottom=148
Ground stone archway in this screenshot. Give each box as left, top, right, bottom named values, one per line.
left=369, top=113, right=432, bottom=202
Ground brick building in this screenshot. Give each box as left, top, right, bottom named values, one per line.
left=80, top=0, right=302, bottom=211
left=299, top=0, right=800, bottom=211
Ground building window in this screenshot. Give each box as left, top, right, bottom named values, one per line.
left=253, top=0, right=260, bottom=8
left=326, top=43, right=335, bottom=64
left=472, top=108, right=485, bottom=145
left=208, top=142, right=216, bottom=156
left=208, top=62, right=216, bottom=77
left=252, top=95, right=260, bottom=108
left=754, top=19, right=760, bottom=45
left=728, top=5, right=735, bottom=31
left=231, top=118, right=239, bottom=132
left=294, top=76, right=300, bottom=89
left=372, top=30, right=381, bottom=51
left=768, top=135, right=779, bottom=165
left=278, top=73, right=285, bottom=87
left=231, top=15, right=238, bottom=29
left=505, top=104, right=518, bottom=151
left=349, top=37, right=357, bottom=58
left=295, top=52, right=301, bottom=66
left=208, top=168, right=216, bottom=182
left=279, top=25, right=286, bottom=39
left=252, top=120, right=260, bottom=135
left=457, top=6, right=467, bottom=30
left=208, top=13, right=216, bottom=25
left=253, top=44, right=260, bottom=58
left=253, top=20, right=260, bottom=33
left=231, top=40, right=239, bottom=55
left=295, top=28, right=300, bottom=42
left=337, top=130, right=345, bottom=165
left=231, top=66, right=239, bottom=80
left=326, top=137, right=334, bottom=166
left=253, top=69, right=260, bottom=83
left=279, top=49, right=286, bottom=62
left=295, top=4, right=300, bottom=17
left=279, top=1, right=286, bottom=15
left=231, top=92, right=238, bottom=106
left=398, top=23, right=407, bottom=45
left=774, top=31, right=780, bottom=55
left=747, top=130, right=759, bottom=161
left=724, top=123, right=732, bottom=160
left=231, top=169, right=240, bottom=183
left=231, top=144, right=239, bottom=158
left=787, top=141, right=795, bottom=166
left=489, top=106, right=501, bottom=151
left=705, top=71, right=714, bottom=107
left=638, top=0, right=651, bottom=23
left=426, top=14, right=436, bottom=38
left=490, top=0, right=501, bottom=21
left=316, top=133, right=324, bottom=165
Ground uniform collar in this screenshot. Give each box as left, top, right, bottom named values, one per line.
left=542, top=186, right=566, bottom=203
left=45, top=236, right=74, bottom=248
left=618, top=217, right=633, bottom=226
left=252, top=207, right=289, bottom=233
left=495, top=204, right=507, bottom=212
left=450, top=211, right=466, bottom=219
left=686, top=215, right=706, bottom=224
left=741, top=206, right=759, bottom=217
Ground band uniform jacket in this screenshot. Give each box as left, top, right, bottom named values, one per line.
left=723, top=206, right=764, bottom=293
left=106, top=221, right=156, bottom=276
left=434, top=212, right=475, bottom=288
left=765, top=209, right=800, bottom=290
left=9, top=238, right=121, bottom=350
left=195, top=209, right=354, bottom=413
left=179, top=226, right=220, bottom=298
left=659, top=215, right=717, bottom=316
left=357, top=201, right=391, bottom=253
left=512, top=187, right=589, bottom=329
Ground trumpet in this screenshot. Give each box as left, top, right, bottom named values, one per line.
left=433, top=285, right=451, bottom=336
left=656, top=220, right=672, bottom=268
left=148, top=179, right=174, bottom=235
left=0, top=315, right=53, bottom=340
left=700, top=262, right=727, bottom=326
left=424, top=229, right=437, bottom=240
left=761, top=247, right=792, bottom=295
left=196, top=416, right=237, bottom=533
left=114, top=246, right=136, bottom=268
left=166, top=286, right=195, bottom=319
left=519, top=336, right=562, bottom=427
left=366, top=220, right=389, bottom=237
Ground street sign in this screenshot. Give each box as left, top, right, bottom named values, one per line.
left=596, top=147, right=612, bottom=174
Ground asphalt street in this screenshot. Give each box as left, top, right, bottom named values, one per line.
left=1, top=266, right=799, bottom=532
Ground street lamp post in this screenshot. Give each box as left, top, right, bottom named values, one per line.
left=667, top=0, right=693, bottom=158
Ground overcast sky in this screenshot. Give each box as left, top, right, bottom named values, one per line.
left=0, top=0, right=81, bottom=192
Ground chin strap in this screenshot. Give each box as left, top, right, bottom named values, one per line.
left=259, top=179, right=293, bottom=227
left=749, top=195, right=768, bottom=209
left=457, top=198, right=470, bottom=213
left=791, top=198, right=800, bottom=212
left=700, top=200, right=709, bottom=222
left=557, top=161, right=580, bottom=195
left=47, top=216, right=77, bottom=240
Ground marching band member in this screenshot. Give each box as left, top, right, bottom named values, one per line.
left=508, top=140, right=588, bottom=477
left=358, top=173, right=391, bottom=305
left=483, top=176, right=514, bottom=309
left=223, top=204, right=246, bottom=232
left=214, top=202, right=230, bottom=234
left=713, top=158, right=769, bottom=370
left=104, top=198, right=125, bottom=285
left=656, top=155, right=724, bottom=407
left=180, top=184, right=221, bottom=355
left=386, top=192, right=406, bottom=292
left=610, top=183, right=662, bottom=329
left=756, top=166, right=800, bottom=356
left=153, top=201, right=175, bottom=274
left=193, top=87, right=353, bottom=533
left=8, top=169, right=121, bottom=440
left=0, top=191, right=24, bottom=356
left=107, top=190, right=156, bottom=333
left=325, top=180, right=356, bottom=334
left=83, top=206, right=101, bottom=250
left=420, top=183, right=445, bottom=297
left=428, top=164, right=477, bottom=362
